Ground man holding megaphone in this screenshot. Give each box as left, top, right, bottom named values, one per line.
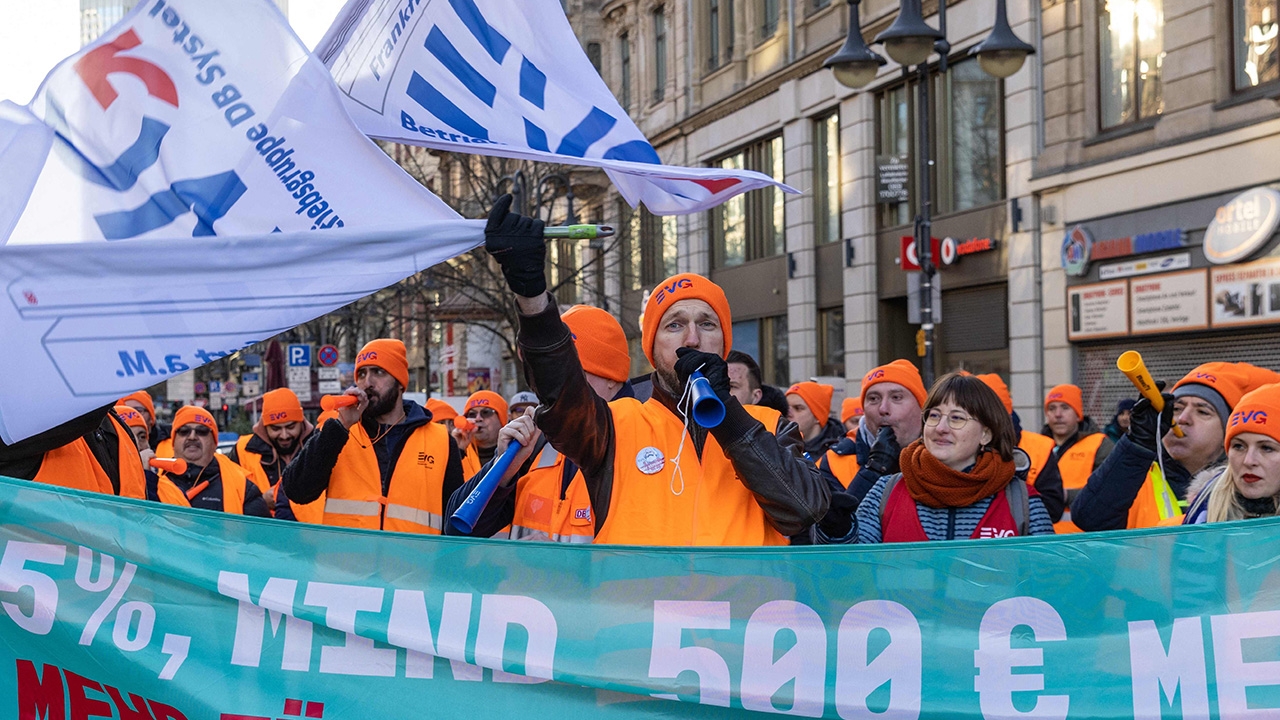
left=281, top=338, right=465, bottom=534
left=1073, top=361, right=1280, bottom=530
left=482, top=195, right=828, bottom=546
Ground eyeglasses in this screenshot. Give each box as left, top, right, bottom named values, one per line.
left=924, top=411, right=974, bottom=430
left=175, top=425, right=212, bottom=438
left=465, top=408, right=498, bottom=420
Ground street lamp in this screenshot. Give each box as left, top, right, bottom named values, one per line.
left=824, top=0, right=1034, bottom=386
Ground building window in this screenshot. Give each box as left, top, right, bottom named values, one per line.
left=653, top=7, right=668, bottom=102
left=814, top=112, right=841, bottom=244
left=937, top=60, right=1003, bottom=213
left=81, top=0, right=137, bottom=46
left=818, top=308, right=844, bottom=377
left=733, top=315, right=790, bottom=386
left=620, top=33, right=632, bottom=111
left=708, top=0, right=721, bottom=70
left=587, top=42, right=602, bottom=73
left=811, top=0, right=831, bottom=9
left=1098, top=0, right=1164, bottom=129
left=875, top=58, right=1004, bottom=229
left=1235, top=0, right=1280, bottom=90
left=760, top=0, right=779, bottom=39
left=711, top=136, right=784, bottom=267
left=624, top=207, right=679, bottom=288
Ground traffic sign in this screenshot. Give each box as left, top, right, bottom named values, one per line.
left=318, top=344, right=339, bottom=367
left=193, top=382, right=207, bottom=394
left=287, top=344, right=312, bottom=367
left=223, top=381, right=237, bottom=395
left=318, top=380, right=342, bottom=394
left=318, top=367, right=340, bottom=380
left=209, top=381, right=222, bottom=394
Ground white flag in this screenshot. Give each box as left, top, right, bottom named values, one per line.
left=0, top=0, right=482, bottom=443
left=315, top=0, right=795, bottom=214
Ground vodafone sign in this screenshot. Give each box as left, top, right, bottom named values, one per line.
left=902, top=236, right=997, bottom=270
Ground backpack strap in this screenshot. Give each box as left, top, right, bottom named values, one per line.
left=878, top=473, right=903, bottom=526
left=1005, top=478, right=1030, bottom=536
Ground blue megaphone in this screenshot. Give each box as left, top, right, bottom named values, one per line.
left=449, top=440, right=523, bottom=534
left=689, top=371, right=726, bottom=428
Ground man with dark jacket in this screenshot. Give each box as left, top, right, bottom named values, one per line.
left=786, top=381, right=843, bottom=457
left=228, top=388, right=313, bottom=517
left=483, top=195, right=828, bottom=545
left=282, top=338, right=465, bottom=534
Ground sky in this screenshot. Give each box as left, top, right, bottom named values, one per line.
left=0, top=0, right=347, bottom=104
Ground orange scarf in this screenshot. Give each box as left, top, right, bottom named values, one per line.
left=898, top=440, right=1014, bottom=509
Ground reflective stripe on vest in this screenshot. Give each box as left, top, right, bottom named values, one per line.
left=509, top=525, right=595, bottom=543
left=323, top=498, right=381, bottom=517
left=323, top=420, right=451, bottom=534
left=1126, top=463, right=1188, bottom=529
left=599, top=398, right=788, bottom=546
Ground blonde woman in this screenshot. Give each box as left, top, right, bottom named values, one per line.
left=1182, top=383, right=1280, bottom=524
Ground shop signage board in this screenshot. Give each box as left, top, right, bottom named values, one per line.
left=1067, top=280, right=1128, bottom=340
left=900, top=236, right=941, bottom=272
left=287, top=366, right=313, bottom=402
left=877, top=155, right=909, bottom=204
left=1203, top=187, right=1280, bottom=265
left=1099, top=252, right=1191, bottom=280
left=1210, top=256, right=1280, bottom=327
left=1129, top=269, right=1209, bottom=335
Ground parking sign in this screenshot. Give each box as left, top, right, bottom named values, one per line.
left=288, top=344, right=312, bottom=367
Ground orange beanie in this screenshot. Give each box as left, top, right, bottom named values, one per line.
left=119, top=390, right=155, bottom=426
left=464, top=390, right=508, bottom=425
left=261, top=388, right=304, bottom=426
left=356, top=339, right=409, bottom=390
left=640, top=273, right=733, bottom=366
left=787, top=381, right=834, bottom=421
left=426, top=398, right=458, bottom=422
left=563, top=305, right=631, bottom=383
left=1226, top=383, right=1280, bottom=450
left=1044, top=384, right=1084, bottom=420
left=861, top=359, right=927, bottom=408
left=978, top=374, right=1014, bottom=415
left=841, top=397, right=864, bottom=423
left=1174, top=362, right=1280, bottom=412
left=113, top=405, right=148, bottom=430
left=172, top=406, right=218, bottom=435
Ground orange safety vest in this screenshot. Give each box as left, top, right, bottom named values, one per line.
left=462, top=444, right=484, bottom=479
left=1052, top=432, right=1106, bottom=534
left=509, top=444, right=594, bottom=543
left=1127, top=463, right=1184, bottom=529
left=597, top=399, right=789, bottom=546
left=822, top=436, right=861, bottom=490
left=156, top=437, right=173, bottom=459
left=323, top=421, right=451, bottom=534
left=1018, top=432, right=1056, bottom=489
left=233, top=435, right=272, bottom=495
left=32, top=440, right=116, bottom=495
left=155, top=454, right=249, bottom=514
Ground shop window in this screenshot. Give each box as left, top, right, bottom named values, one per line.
left=653, top=7, right=667, bottom=102
left=711, top=135, right=784, bottom=267
left=814, top=112, right=842, bottom=244
left=760, top=0, right=779, bottom=40
left=733, top=315, right=790, bottom=386
left=1234, top=0, right=1279, bottom=90
left=818, top=308, right=845, bottom=377
left=620, top=33, right=632, bottom=112
left=875, top=57, right=1004, bottom=229
left=1098, top=0, right=1164, bottom=130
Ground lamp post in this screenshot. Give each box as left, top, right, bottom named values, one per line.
left=825, top=0, right=1033, bottom=387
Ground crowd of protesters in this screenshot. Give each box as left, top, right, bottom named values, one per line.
left=3, top=194, right=1279, bottom=544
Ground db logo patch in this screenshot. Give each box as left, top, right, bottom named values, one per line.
left=636, top=446, right=665, bottom=475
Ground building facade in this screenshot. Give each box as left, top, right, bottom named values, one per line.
left=581, top=0, right=1280, bottom=427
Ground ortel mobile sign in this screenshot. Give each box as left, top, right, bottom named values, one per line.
left=1203, top=186, right=1280, bottom=265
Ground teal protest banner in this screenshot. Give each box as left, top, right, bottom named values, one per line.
left=1, top=474, right=1279, bottom=719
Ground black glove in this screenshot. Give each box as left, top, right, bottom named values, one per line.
left=864, top=425, right=901, bottom=477
left=1128, top=381, right=1174, bottom=452
left=817, top=491, right=858, bottom=539
left=484, top=194, right=546, bottom=298
left=674, top=347, right=730, bottom=402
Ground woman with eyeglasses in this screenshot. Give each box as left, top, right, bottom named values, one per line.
left=855, top=372, right=1055, bottom=543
